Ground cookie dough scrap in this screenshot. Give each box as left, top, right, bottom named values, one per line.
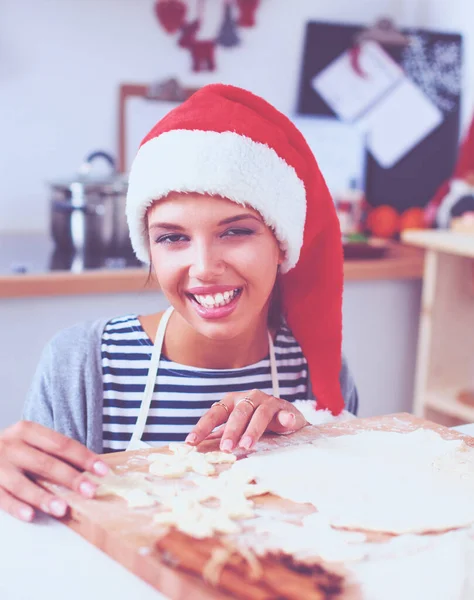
left=152, top=464, right=270, bottom=538
left=94, top=472, right=161, bottom=508
left=188, top=469, right=268, bottom=511
left=154, top=497, right=241, bottom=539
left=147, top=444, right=236, bottom=478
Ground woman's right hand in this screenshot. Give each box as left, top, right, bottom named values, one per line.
left=0, top=421, right=109, bottom=522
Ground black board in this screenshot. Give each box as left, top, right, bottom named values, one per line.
left=296, top=21, right=463, bottom=212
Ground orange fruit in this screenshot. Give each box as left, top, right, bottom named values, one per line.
left=399, top=207, right=426, bottom=231
left=366, top=205, right=400, bottom=238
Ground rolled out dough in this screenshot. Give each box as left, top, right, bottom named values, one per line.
left=231, top=428, right=474, bottom=534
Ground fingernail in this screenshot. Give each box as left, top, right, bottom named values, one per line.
left=50, top=499, right=67, bottom=517
left=239, top=436, right=253, bottom=450
left=79, top=481, right=96, bottom=498
left=279, top=411, right=295, bottom=427
left=93, top=461, right=109, bottom=476
left=19, top=507, right=34, bottom=521
left=185, top=433, right=197, bottom=444
left=221, top=439, right=233, bottom=452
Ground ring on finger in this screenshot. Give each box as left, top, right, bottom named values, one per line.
left=211, top=401, right=230, bottom=417
left=237, top=396, right=256, bottom=411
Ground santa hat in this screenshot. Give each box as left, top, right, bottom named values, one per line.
left=126, top=84, right=344, bottom=415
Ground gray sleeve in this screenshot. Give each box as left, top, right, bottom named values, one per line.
left=22, top=342, right=55, bottom=429
left=306, top=355, right=359, bottom=415
left=22, top=320, right=107, bottom=454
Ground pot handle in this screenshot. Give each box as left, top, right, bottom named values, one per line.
left=78, top=151, right=116, bottom=176
left=85, top=151, right=116, bottom=169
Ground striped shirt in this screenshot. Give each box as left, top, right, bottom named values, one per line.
left=101, top=315, right=308, bottom=453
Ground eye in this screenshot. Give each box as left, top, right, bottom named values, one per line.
left=154, top=233, right=189, bottom=245
left=222, top=228, right=254, bottom=238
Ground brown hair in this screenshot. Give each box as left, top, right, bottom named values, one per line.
left=267, top=274, right=283, bottom=330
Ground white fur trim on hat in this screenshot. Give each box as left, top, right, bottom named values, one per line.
left=126, top=129, right=306, bottom=272
left=291, top=401, right=355, bottom=426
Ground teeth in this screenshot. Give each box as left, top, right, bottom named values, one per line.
left=193, top=289, right=239, bottom=308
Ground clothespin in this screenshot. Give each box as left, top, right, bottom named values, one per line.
left=350, top=18, right=410, bottom=78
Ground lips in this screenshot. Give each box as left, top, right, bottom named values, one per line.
left=186, top=287, right=243, bottom=319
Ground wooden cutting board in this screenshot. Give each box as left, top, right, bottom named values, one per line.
left=40, top=413, right=474, bottom=600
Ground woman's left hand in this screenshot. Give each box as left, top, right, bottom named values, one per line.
left=185, top=390, right=308, bottom=452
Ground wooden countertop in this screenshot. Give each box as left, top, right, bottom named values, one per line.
left=0, top=241, right=424, bottom=299
left=343, top=241, right=424, bottom=282
left=402, top=229, right=474, bottom=258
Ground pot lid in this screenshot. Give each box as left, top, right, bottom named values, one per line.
left=49, top=151, right=128, bottom=190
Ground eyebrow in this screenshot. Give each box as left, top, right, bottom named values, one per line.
left=148, top=213, right=262, bottom=231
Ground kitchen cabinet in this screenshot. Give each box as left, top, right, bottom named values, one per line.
left=403, top=229, right=474, bottom=425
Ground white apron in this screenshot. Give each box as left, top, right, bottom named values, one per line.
left=126, top=306, right=280, bottom=451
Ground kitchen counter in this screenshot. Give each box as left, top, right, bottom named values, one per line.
left=0, top=233, right=424, bottom=298
left=1, top=421, right=472, bottom=600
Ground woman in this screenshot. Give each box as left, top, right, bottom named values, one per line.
left=0, top=84, right=358, bottom=522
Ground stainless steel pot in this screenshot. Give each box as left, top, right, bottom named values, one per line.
left=50, top=151, right=131, bottom=256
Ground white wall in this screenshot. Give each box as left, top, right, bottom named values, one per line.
left=1, top=0, right=472, bottom=233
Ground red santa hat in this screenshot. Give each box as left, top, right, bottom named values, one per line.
left=126, top=84, right=344, bottom=415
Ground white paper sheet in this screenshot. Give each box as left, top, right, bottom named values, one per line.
left=357, top=76, right=443, bottom=168
left=290, top=115, right=366, bottom=194
left=312, top=41, right=404, bottom=123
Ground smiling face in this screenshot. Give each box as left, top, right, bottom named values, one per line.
left=147, top=193, right=284, bottom=341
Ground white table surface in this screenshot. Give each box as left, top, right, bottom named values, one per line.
left=2, top=423, right=474, bottom=600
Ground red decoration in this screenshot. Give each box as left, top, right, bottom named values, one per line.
left=178, top=19, right=199, bottom=48
left=153, top=0, right=260, bottom=71
left=349, top=46, right=367, bottom=78
left=236, top=0, right=259, bottom=27
left=154, top=0, right=187, bottom=34
left=178, top=20, right=216, bottom=72
left=425, top=113, right=474, bottom=226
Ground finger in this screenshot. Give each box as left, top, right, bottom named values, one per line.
left=0, top=485, right=35, bottom=522
left=6, top=442, right=98, bottom=500
left=220, top=397, right=261, bottom=452
left=238, top=402, right=280, bottom=450
left=267, top=406, right=308, bottom=434
left=0, top=466, right=67, bottom=519
left=185, top=401, right=233, bottom=446
left=7, top=421, right=108, bottom=477
left=204, top=425, right=225, bottom=441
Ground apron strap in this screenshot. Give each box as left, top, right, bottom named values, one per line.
left=126, top=305, right=174, bottom=451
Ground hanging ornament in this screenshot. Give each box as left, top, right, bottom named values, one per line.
left=189, top=40, right=216, bottom=72
left=178, top=19, right=200, bottom=48
left=236, top=0, right=259, bottom=27
left=155, top=0, right=260, bottom=71
left=154, top=0, right=187, bottom=34
left=216, top=1, right=240, bottom=48
left=177, top=14, right=216, bottom=72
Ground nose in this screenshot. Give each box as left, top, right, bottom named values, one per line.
left=188, top=239, right=225, bottom=281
